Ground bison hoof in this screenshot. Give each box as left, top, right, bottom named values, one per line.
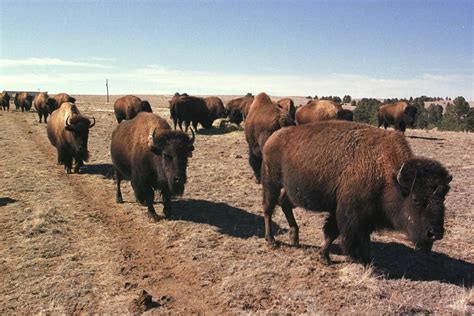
left=163, top=208, right=171, bottom=218
left=266, top=238, right=280, bottom=249
left=116, top=196, right=123, bottom=204
left=65, top=168, right=72, bottom=174
left=318, top=252, right=332, bottom=266
left=147, top=211, right=160, bottom=222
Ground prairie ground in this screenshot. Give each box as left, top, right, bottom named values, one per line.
left=0, top=95, right=472, bottom=313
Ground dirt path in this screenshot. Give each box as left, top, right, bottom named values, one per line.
left=0, top=111, right=217, bottom=313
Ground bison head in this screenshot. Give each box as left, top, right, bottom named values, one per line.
left=228, top=108, right=243, bottom=125
left=403, top=105, right=418, bottom=127
left=396, top=158, right=452, bottom=252
left=148, top=129, right=195, bottom=196
left=46, top=98, right=58, bottom=113
left=140, top=100, right=153, bottom=113
left=65, top=115, right=96, bottom=161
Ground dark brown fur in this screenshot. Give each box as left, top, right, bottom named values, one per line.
left=295, top=100, right=343, bottom=125
left=54, top=93, right=76, bottom=107
left=262, top=121, right=452, bottom=264
left=244, top=92, right=295, bottom=183
left=205, top=96, right=227, bottom=121
left=336, top=109, right=354, bottom=121
left=33, top=92, right=58, bottom=123
left=114, top=95, right=153, bottom=123
left=47, top=102, right=95, bottom=174
left=169, top=95, right=212, bottom=132
left=15, top=92, right=34, bottom=112
left=276, top=98, right=296, bottom=121
left=1, top=91, right=11, bottom=111
left=225, top=96, right=254, bottom=125
left=110, top=112, right=195, bottom=220
left=378, top=101, right=417, bottom=132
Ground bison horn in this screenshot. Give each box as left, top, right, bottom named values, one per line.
left=396, top=163, right=405, bottom=186
left=89, top=117, right=96, bottom=128
left=189, top=128, right=195, bottom=146
left=65, top=115, right=71, bottom=128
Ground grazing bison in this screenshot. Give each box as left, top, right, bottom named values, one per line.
left=114, top=95, right=153, bottom=123
left=261, top=120, right=452, bottom=264
left=169, top=94, right=213, bottom=132
left=245, top=92, right=295, bottom=183
left=1, top=91, right=10, bottom=111
left=111, top=112, right=195, bottom=220
left=378, top=101, right=417, bottom=132
left=15, top=92, right=34, bottom=112
left=336, top=108, right=354, bottom=121
left=33, top=92, right=58, bottom=123
left=205, top=96, right=227, bottom=121
left=225, top=95, right=254, bottom=125
left=295, top=100, right=343, bottom=125
left=47, top=102, right=95, bottom=174
left=276, top=98, right=296, bottom=121
left=54, top=93, right=76, bottom=107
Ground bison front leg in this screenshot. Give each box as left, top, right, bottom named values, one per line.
left=337, top=208, right=371, bottom=265
left=319, top=213, right=340, bottom=265
left=114, top=170, right=123, bottom=203
left=279, top=189, right=299, bottom=247
left=262, top=180, right=280, bottom=248
left=161, top=188, right=172, bottom=218
left=63, top=154, right=73, bottom=174
left=248, top=149, right=262, bottom=184
left=73, top=158, right=84, bottom=173
left=131, top=176, right=159, bottom=221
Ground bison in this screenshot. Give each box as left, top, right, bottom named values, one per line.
left=245, top=92, right=295, bottom=184
left=169, top=94, right=213, bottom=132
left=336, top=108, right=354, bottom=121
left=276, top=98, right=296, bottom=121
left=295, top=99, right=343, bottom=125
left=205, top=96, right=227, bottom=121
left=113, top=95, right=152, bottom=123
left=47, top=102, right=95, bottom=174
left=33, top=92, right=58, bottom=123
left=261, top=120, right=452, bottom=265
left=15, top=92, right=34, bottom=112
left=1, top=91, right=10, bottom=111
left=225, top=95, right=254, bottom=125
left=111, top=112, right=195, bottom=220
left=377, top=101, right=417, bottom=133
left=54, top=93, right=76, bottom=107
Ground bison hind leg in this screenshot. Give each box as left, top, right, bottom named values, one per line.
left=279, top=190, right=299, bottom=247
left=114, top=169, right=123, bottom=203
left=319, top=213, right=340, bottom=265
left=248, top=150, right=262, bottom=184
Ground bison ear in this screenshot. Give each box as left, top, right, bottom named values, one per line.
left=148, top=130, right=165, bottom=155
left=396, top=163, right=413, bottom=196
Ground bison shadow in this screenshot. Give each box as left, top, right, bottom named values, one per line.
left=407, top=135, right=445, bottom=141
left=197, top=121, right=243, bottom=135
left=79, top=163, right=114, bottom=179
left=370, top=241, right=473, bottom=286
left=0, top=197, right=16, bottom=207
left=167, top=199, right=282, bottom=239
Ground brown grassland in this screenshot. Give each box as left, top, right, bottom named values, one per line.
left=0, top=94, right=473, bottom=313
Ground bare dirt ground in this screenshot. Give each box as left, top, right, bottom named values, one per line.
left=0, top=94, right=473, bottom=314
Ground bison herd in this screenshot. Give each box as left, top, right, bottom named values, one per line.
left=0, top=90, right=452, bottom=266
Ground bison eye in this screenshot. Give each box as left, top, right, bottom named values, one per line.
left=412, top=195, right=426, bottom=208
left=163, top=153, right=173, bottom=162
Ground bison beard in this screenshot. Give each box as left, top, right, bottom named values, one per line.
left=261, top=121, right=452, bottom=265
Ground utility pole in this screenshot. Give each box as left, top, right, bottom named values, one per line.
left=106, top=79, right=109, bottom=103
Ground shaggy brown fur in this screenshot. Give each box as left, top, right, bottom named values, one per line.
left=47, top=102, right=95, bottom=174
left=111, top=112, right=195, bottom=220
left=225, top=96, right=254, bottom=125
left=15, top=92, right=34, bottom=112
left=114, top=95, right=152, bottom=123
left=204, top=96, right=227, bottom=121
left=33, top=92, right=58, bottom=123
left=54, top=93, right=76, bottom=107
left=276, top=98, right=296, bottom=121
left=1, top=91, right=11, bottom=111
left=262, top=120, right=452, bottom=264
left=244, top=92, right=295, bottom=183
left=295, top=100, right=343, bottom=125
left=169, top=95, right=212, bottom=132
left=378, top=101, right=417, bottom=132
left=336, top=108, right=354, bottom=121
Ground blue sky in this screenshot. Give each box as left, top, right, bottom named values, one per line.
left=1, top=0, right=472, bottom=98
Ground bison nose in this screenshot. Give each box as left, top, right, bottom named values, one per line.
left=427, top=228, right=444, bottom=240
left=173, top=176, right=183, bottom=183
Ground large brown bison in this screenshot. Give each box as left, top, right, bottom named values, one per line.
left=244, top=92, right=295, bottom=183
left=111, top=112, right=195, bottom=220
left=336, top=108, right=354, bottom=121
left=1, top=91, right=10, bottom=111
left=33, top=92, right=58, bottom=123
left=261, top=120, right=452, bottom=265
left=225, top=95, right=254, bottom=125
left=205, top=96, right=227, bottom=121
left=114, top=95, right=152, bottom=123
left=15, top=92, right=34, bottom=112
left=169, top=94, right=213, bottom=132
left=276, top=98, right=296, bottom=121
left=295, top=100, right=343, bottom=125
left=47, top=102, right=95, bottom=174
left=54, top=93, right=76, bottom=107
left=378, top=101, right=417, bottom=132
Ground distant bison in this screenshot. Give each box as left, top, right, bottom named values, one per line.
left=205, top=96, right=227, bottom=121
left=169, top=94, right=213, bottom=132
left=276, top=98, right=296, bottom=121
left=225, top=95, right=254, bottom=125
left=33, top=92, right=58, bottom=123
left=245, top=92, right=295, bottom=183
left=15, top=92, right=34, bottom=112
left=378, top=101, right=417, bottom=132
left=114, top=95, right=152, bottom=123
left=111, top=112, right=195, bottom=220
left=336, top=108, right=354, bottom=121
left=54, top=93, right=76, bottom=107
left=1, top=91, right=11, bottom=111
left=295, top=100, right=343, bottom=125
left=47, top=102, right=95, bottom=174
left=261, top=121, right=452, bottom=264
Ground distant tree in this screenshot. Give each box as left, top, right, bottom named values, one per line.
left=246, top=92, right=253, bottom=97
left=427, top=103, right=444, bottom=127
left=466, top=108, right=474, bottom=132
left=351, top=100, right=357, bottom=107
left=410, top=97, right=428, bottom=129
left=314, top=95, right=318, bottom=100
left=343, top=95, right=351, bottom=103
left=439, top=96, right=470, bottom=131
left=332, top=96, right=342, bottom=104
left=306, top=96, right=312, bottom=99
left=353, top=98, right=381, bottom=125
left=409, top=97, right=413, bottom=102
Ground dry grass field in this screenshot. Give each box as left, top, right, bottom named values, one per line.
left=0, top=94, right=473, bottom=314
